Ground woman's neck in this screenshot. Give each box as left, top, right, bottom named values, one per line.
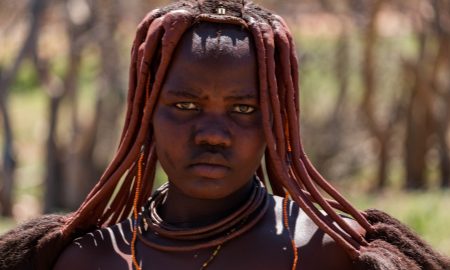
left=158, top=180, right=254, bottom=228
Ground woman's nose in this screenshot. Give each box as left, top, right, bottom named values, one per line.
left=194, top=118, right=232, bottom=147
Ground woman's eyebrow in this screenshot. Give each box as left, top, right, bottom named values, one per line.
left=224, top=93, right=258, bottom=101
left=166, top=89, right=204, bottom=99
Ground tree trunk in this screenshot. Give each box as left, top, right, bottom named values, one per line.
left=0, top=97, right=16, bottom=216
left=62, top=0, right=125, bottom=209
left=44, top=94, right=64, bottom=212
left=431, top=0, right=450, bottom=188
left=404, top=32, right=433, bottom=190
left=377, top=136, right=389, bottom=190
left=42, top=0, right=97, bottom=211
left=360, top=0, right=392, bottom=190
left=0, top=0, right=47, bottom=216
left=437, top=129, right=450, bottom=188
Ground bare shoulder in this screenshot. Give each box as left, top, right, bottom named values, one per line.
left=53, top=218, right=134, bottom=270
left=271, top=195, right=365, bottom=270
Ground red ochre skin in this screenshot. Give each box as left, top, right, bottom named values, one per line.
left=53, top=23, right=365, bottom=270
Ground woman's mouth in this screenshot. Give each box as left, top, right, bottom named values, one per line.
left=188, top=163, right=230, bottom=179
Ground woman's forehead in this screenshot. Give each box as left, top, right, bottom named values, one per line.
left=161, top=22, right=259, bottom=99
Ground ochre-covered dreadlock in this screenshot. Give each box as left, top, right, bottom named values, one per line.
left=49, top=0, right=448, bottom=269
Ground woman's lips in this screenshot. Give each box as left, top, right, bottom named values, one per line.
left=188, top=163, right=230, bottom=179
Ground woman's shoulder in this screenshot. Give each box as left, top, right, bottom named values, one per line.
left=268, top=194, right=365, bottom=239
left=263, top=194, right=364, bottom=270
left=53, top=218, right=134, bottom=270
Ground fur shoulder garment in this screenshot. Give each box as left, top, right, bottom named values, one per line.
left=0, top=214, right=69, bottom=270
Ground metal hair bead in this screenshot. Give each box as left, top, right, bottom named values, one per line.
left=217, top=6, right=226, bottom=15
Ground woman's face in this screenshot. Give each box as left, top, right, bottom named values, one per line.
left=152, top=23, right=266, bottom=200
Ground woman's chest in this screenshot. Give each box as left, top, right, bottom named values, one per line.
left=133, top=225, right=295, bottom=270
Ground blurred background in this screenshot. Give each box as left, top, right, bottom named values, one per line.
left=0, top=0, right=449, bottom=255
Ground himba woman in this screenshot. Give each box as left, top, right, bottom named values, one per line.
left=1, top=0, right=449, bottom=269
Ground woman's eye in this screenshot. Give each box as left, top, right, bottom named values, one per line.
left=232, top=105, right=256, bottom=114
left=175, top=102, right=198, bottom=110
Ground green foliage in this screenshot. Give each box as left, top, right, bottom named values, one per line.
left=0, top=218, right=16, bottom=235
left=78, top=48, right=101, bottom=93
left=10, top=60, right=40, bottom=94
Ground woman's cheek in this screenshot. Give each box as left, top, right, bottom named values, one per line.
left=231, top=112, right=264, bottom=129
